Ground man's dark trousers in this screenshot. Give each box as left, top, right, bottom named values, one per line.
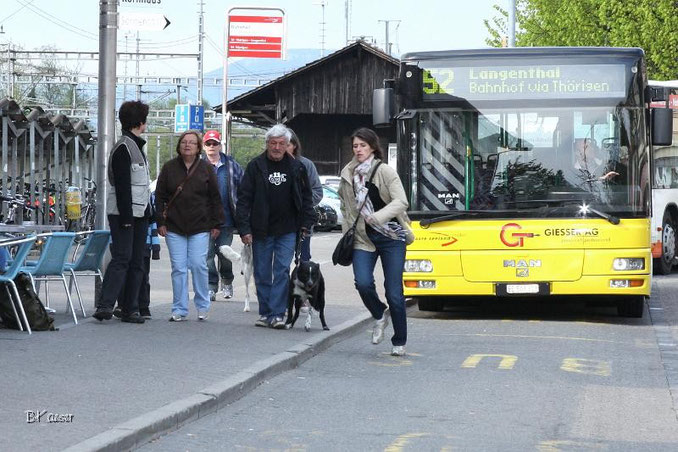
left=100, top=214, right=148, bottom=315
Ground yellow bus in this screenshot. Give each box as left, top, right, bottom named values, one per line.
left=373, top=47, right=674, bottom=317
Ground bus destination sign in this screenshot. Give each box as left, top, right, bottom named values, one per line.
left=422, top=64, right=627, bottom=101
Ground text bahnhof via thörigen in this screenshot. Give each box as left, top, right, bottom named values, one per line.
left=468, top=67, right=611, bottom=95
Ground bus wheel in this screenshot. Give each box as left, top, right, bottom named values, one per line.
left=417, top=298, right=444, bottom=312
left=655, top=211, right=676, bottom=275
left=617, top=296, right=644, bottom=318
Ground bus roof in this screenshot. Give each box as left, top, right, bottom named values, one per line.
left=401, top=47, right=645, bottom=63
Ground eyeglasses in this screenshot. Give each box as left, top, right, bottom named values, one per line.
left=204, top=141, right=220, bottom=146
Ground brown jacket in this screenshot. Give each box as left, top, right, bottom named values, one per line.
left=155, top=156, right=224, bottom=236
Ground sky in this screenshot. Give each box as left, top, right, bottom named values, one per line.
left=0, top=0, right=500, bottom=79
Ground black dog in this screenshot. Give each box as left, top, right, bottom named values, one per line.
left=286, top=260, right=329, bottom=331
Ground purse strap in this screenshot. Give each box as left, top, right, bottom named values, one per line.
left=163, top=161, right=199, bottom=219
left=350, top=161, right=382, bottom=230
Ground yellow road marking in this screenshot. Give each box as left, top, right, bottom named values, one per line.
left=461, top=354, right=517, bottom=370
left=442, top=333, right=621, bottom=344
left=384, top=433, right=429, bottom=452
left=561, top=358, right=611, bottom=376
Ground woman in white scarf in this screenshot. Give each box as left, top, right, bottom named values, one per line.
left=338, top=127, right=410, bottom=356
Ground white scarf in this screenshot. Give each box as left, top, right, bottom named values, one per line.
left=353, top=157, right=405, bottom=242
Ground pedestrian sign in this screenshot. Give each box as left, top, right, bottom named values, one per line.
left=174, top=104, right=204, bottom=133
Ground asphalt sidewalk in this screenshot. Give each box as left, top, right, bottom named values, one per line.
left=0, top=232, right=381, bottom=451
left=1, top=297, right=375, bottom=452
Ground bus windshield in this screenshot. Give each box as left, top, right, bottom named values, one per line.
left=410, top=105, right=649, bottom=217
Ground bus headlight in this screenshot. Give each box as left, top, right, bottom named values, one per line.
left=404, top=259, right=433, bottom=272
left=613, top=258, right=645, bottom=271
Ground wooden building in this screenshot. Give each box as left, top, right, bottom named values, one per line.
left=217, top=41, right=399, bottom=175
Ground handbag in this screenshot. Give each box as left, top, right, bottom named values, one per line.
left=162, top=161, right=198, bottom=221
left=332, top=162, right=382, bottom=266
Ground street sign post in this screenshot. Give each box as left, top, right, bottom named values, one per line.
left=222, top=7, right=286, bottom=153
left=174, top=104, right=204, bottom=133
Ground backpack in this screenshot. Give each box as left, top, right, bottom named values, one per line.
left=0, top=273, right=56, bottom=331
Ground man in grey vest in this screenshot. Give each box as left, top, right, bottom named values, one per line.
left=93, top=100, right=151, bottom=324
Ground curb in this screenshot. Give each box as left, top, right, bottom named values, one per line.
left=63, top=310, right=374, bottom=452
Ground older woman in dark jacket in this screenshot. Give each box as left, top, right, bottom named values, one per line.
left=155, top=130, right=224, bottom=322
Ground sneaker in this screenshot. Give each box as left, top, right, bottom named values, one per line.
left=208, top=290, right=216, bottom=302
left=92, top=308, right=113, bottom=321
left=255, top=316, right=269, bottom=327
left=372, top=309, right=390, bottom=344
left=112, top=308, right=122, bottom=319
left=169, top=314, right=186, bottom=322
left=120, top=313, right=145, bottom=324
left=221, top=284, right=234, bottom=299
left=270, top=316, right=286, bottom=329
left=139, top=308, right=152, bottom=319
left=198, top=311, right=209, bottom=321
left=391, top=345, right=406, bottom=356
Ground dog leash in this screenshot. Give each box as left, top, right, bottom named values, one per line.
left=294, top=230, right=303, bottom=265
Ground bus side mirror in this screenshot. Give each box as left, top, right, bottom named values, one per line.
left=652, top=108, right=673, bottom=146
left=373, top=87, right=395, bottom=128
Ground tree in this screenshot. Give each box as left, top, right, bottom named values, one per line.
left=485, top=0, right=678, bottom=80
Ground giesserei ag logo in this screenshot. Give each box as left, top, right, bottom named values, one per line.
left=499, top=223, right=539, bottom=247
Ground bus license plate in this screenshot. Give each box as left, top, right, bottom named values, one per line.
left=506, top=284, right=540, bottom=294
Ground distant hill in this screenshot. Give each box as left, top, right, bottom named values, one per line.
left=202, top=48, right=330, bottom=107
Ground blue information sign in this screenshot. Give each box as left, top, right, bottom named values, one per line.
left=174, top=104, right=204, bottom=133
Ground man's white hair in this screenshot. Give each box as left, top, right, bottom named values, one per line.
left=265, top=124, right=291, bottom=143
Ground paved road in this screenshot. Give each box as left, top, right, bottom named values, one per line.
left=142, top=286, right=678, bottom=450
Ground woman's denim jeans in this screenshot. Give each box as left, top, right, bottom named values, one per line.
left=166, top=231, right=211, bottom=316
left=252, top=232, right=296, bottom=320
left=352, top=230, right=407, bottom=346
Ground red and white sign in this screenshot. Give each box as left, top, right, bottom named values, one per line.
left=670, top=94, right=678, bottom=109
left=228, top=15, right=285, bottom=58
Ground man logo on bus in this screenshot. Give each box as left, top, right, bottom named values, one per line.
left=500, top=223, right=538, bottom=247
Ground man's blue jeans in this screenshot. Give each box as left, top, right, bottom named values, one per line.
left=352, top=230, right=407, bottom=346
left=165, top=231, right=211, bottom=316
left=208, top=227, right=234, bottom=291
left=252, top=232, right=296, bottom=321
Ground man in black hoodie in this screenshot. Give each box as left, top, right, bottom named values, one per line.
left=93, top=101, right=151, bottom=324
left=236, top=124, right=316, bottom=329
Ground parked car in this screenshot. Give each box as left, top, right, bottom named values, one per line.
left=319, top=175, right=341, bottom=190
left=320, top=185, right=343, bottom=227
left=314, top=203, right=338, bottom=231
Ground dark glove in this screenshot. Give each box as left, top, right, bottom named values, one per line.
left=152, top=249, right=160, bottom=260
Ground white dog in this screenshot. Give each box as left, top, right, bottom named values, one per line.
left=219, top=244, right=254, bottom=312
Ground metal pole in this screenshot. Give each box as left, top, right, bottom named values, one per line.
left=508, top=0, right=516, bottom=47
left=197, top=0, right=204, bottom=105
left=155, top=134, right=160, bottom=178
left=221, top=11, right=229, bottom=152
left=96, top=0, right=117, bottom=230
left=135, top=31, right=141, bottom=99
left=345, top=0, right=349, bottom=45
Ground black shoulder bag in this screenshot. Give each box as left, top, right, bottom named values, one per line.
left=332, top=162, right=382, bottom=266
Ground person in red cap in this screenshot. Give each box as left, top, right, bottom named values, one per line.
left=202, top=130, right=243, bottom=301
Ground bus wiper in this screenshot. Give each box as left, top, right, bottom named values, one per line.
left=584, top=205, right=620, bottom=225
left=545, top=200, right=620, bottom=225
left=419, top=211, right=477, bottom=228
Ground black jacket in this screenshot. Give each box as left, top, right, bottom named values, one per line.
left=236, top=152, right=316, bottom=237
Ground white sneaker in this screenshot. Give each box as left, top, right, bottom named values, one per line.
left=372, top=309, right=389, bottom=344
left=208, top=290, right=216, bottom=302
left=391, top=345, right=406, bottom=356
left=221, top=284, right=233, bottom=299
left=198, top=311, right=209, bottom=321
left=169, top=314, right=186, bottom=322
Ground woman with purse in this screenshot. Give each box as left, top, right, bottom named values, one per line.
left=155, top=130, right=224, bottom=322
left=337, top=127, right=413, bottom=356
